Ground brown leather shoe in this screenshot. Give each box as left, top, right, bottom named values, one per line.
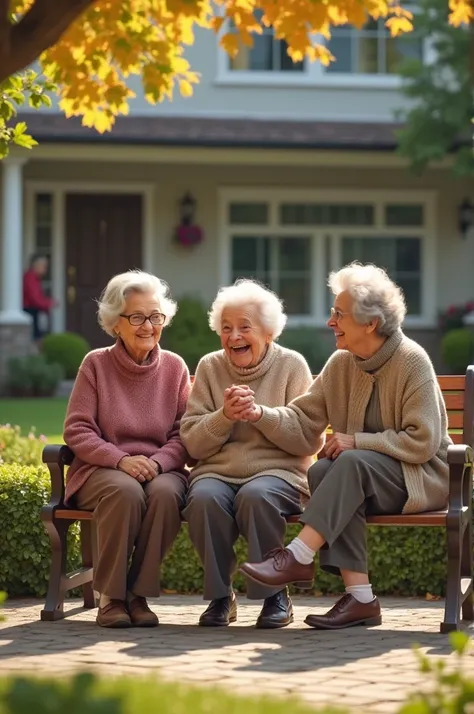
left=96, top=599, right=131, bottom=628
left=239, top=548, right=314, bottom=589
left=304, top=593, right=382, bottom=630
left=128, top=596, right=159, bottom=627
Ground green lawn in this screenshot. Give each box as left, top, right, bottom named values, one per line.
left=0, top=398, right=67, bottom=442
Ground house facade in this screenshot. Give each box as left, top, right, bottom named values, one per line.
left=0, top=22, right=473, bottom=377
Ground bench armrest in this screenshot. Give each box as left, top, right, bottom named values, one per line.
left=42, top=444, right=75, bottom=509
left=446, top=443, right=473, bottom=519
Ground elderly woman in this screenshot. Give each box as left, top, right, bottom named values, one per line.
left=180, top=279, right=313, bottom=629
left=63, top=270, right=190, bottom=629
left=239, top=262, right=451, bottom=630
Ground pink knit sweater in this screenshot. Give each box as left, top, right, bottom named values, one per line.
left=63, top=339, right=191, bottom=504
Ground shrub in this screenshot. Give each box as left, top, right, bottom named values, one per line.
left=161, top=296, right=220, bottom=373
left=0, top=425, right=46, bottom=465
left=41, top=332, right=90, bottom=380
left=0, top=463, right=80, bottom=597
left=0, top=671, right=340, bottom=714
left=279, top=327, right=332, bottom=373
left=441, top=328, right=474, bottom=373
left=5, top=355, right=64, bottom=397
left=0, top=461, right=448, bottom=598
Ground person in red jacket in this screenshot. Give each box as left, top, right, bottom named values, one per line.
left=23, top=254, right=57, bottom=342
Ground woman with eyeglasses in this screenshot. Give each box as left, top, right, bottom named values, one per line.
left=239, top=262, right=451, bottom=631
left=63, top=270, right=190, bottom=628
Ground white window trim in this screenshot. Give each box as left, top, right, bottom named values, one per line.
left=218, top=187, right=437, bottom=328
left=24, top=181, right=156, bottom=334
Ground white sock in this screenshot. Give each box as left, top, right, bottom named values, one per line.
left=99, top=593, right=112, bottom=608
left=345, top=584, right=375, bottom=604
left=286, top=537, right=316, bottom=565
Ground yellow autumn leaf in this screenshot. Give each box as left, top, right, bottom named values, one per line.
left=385, top=16, right=414, bottom=36
left=178, top=79, right=194, bottom=97
left=220, top=31, right=241, bottom=57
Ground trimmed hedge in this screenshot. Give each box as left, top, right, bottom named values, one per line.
left=0, top=463, right=448, bottom=598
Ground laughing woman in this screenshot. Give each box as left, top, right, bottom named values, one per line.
left=180, top=280, right=315, bottom=629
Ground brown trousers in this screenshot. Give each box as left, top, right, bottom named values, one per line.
left=76, top=468, right=187, bottom=600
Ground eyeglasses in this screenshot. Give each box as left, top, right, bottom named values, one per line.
left=119, top=312, right=166, bottom=326
left=330, top=307, right=351, bottom=322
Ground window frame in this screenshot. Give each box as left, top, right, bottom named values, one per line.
left=218, top=187, right=437, bottom=328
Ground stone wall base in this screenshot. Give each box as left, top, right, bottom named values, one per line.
left=0, top=323, right=34, bottom=395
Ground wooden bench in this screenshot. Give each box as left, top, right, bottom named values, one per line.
left=40, top=369, right=474, bottom=632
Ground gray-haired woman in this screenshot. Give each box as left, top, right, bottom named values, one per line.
left=180, top=279, right=314, bottom=629
left=239, top=263, right=451, bottom=630
left=64, top=271, right=190, bottom=628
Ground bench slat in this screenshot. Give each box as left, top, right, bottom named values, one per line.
left=444, top=393, right=465, bottom=410
left=447, top=412, right=464, bottom=429
left=438, top=375, right=466, bottom=390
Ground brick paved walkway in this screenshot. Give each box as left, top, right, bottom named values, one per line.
left=1, top=595, right=473, bottom=713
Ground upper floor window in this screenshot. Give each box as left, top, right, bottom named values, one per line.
left=228, top=13, right=304, bottom=72
left=326, top=18, right=423, bottom=74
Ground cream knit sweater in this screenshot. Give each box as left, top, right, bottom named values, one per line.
left=180, top=342, right=314, bottom=496
left=255, top=329, right=451, bottom=514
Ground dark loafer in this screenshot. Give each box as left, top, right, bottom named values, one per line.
left=240, top=548, right=314, bottom=589
left=128, top=596, right=159, bottom=627
left=199, top=593, right=237, bottom=627
left=96, top=599, right=131, bottom=628
left=256, top=587, right=294, bottom=629
left=304, top=593, right=382, bottom=630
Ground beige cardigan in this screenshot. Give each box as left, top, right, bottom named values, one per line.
left=255, top=330, right=451, bottom=514
left=180, top=342, right=314, bottom=496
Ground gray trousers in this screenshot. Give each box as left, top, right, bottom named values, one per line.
left=76, top=468, right=187, bottom=600
left=183, top=475, right=303, bottom=600
left=301, top=450, right=408, bottom=576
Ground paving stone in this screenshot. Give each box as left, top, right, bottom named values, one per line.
left=0, top=595, right=471, bottom=713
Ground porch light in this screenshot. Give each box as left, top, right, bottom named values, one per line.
left=459, top=197, right=474, bottom=238
left=179, top=192, right=196, bottom=225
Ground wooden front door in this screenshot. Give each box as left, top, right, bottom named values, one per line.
left=66, top=193, right=142, bottom=349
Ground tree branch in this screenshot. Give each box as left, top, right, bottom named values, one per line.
left=0, top=0, right=96, bottom=84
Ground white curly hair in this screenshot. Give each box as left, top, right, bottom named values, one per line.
left=97, top=270, right=177, bottom=337
left=208, top=279, right=287, bottom=339
left=328, top=262, right=406, bottom=337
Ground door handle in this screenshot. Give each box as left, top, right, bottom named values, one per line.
left=67, top=285, right=76, bottom=305
left=68, top=265, right=76, bottom=279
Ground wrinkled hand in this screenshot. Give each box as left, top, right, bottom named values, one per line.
left=118, top=455, right=158, bottom=482
left=223, top=384, right=255, bottom=421
left=324, top=433, right=355, bottom=460
left=238, top=402, right=263, bottom=423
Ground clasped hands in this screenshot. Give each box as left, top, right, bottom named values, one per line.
left=223, top=384, right=262, bottom=423
left=118, top=455, right=160, bottom=482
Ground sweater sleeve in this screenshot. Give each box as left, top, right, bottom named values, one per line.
left=149, top=363, right=191, bottom=473
left=254, top=373, right=328, bottom=456
left=63, top=361, right=129, bottom=468
left=354, top=379, right=443, bottom=463
left=23, top=272, right=54, bottom=311
left=179, top=358, right=234, bottom=460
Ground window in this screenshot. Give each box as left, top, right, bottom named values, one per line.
left=232, top=235, right=312, bottom=314
left=223, top=194, right=434, bottom=325
left=342, top=237, right=422, bottom=314
left=34, top=193, right=53, bottom=296
left=326, top=19, right=423, bottom=74
left=228, top=13, right=304, bottom=72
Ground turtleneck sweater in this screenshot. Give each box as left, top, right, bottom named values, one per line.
left=254, top=330, right=452, bottom=514
left=63, top=338, right=191, bottom=504
left=180, top=342, right=314, bottom=496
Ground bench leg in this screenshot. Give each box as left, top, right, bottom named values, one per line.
left=440, top=514, right=462, bottom=633
left=80, top=520, right=97, bottom=609
left=461, top=517, right=474, bottom=622
left=40, top=519, right=71, bottom=622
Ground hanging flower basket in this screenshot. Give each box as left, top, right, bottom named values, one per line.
left=175, top=224, right=203, bottom=248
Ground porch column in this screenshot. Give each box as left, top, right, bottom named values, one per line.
left=0, top=156, right=30, bottom=324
